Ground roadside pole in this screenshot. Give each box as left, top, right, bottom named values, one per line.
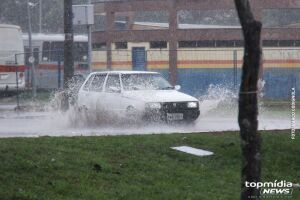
left=64, top=0, right=74, bottom=85
left=27, top=0, right=37, bottom=99
left=14, top=54, right=20, bottom=110
left=57, top=51, right=62, bottom=89
left=39, top=0, right=42, bottom=33
left=88, top=0, right=92, bottom=73
left=63, top=0, right=74, bottom=111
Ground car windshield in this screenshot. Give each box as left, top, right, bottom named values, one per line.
left=121, top=73, right=173, bottom=90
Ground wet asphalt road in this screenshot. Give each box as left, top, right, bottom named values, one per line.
left=0, top=103, right=298, bottom=138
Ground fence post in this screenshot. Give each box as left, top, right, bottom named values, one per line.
left=145, top=50, right=148, bottom=70
left=14, top=54, right=20, bottom=110
left=57, top=50, right=62, bottom=89
left=233, top=49, right=238, bottom=90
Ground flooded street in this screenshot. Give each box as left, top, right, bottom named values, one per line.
left=0, top=98, right=298, bottom=138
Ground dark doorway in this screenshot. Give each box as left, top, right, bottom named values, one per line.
left=132, top=47, right=146, bottom=71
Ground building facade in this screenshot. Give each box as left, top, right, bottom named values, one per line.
left=91, top=0, right=300, bottom=99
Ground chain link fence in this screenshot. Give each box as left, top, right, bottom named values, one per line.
left=2, top=48, right=299, bottom=110
left=92, top=48, right=298, bottom=100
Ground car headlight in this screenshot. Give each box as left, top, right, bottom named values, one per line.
left=146, top=102, right=162, bottom=109
left=187, top=102, right=198, bottom=108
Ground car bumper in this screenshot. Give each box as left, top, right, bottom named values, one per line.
left=144, top=106, right=200, bottom=122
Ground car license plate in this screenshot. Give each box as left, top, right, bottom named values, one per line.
left=167, top=113, right=183, bottom=121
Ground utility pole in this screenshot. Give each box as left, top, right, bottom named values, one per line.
left=64, top=0, right=74, bottom=87
left=62, top=0, right=74, bottom=111
left=87, top=0, right=92, bottom=72
left=39, top=0, right=42, bottom=33
left=27, top=0, right=37, bottom=99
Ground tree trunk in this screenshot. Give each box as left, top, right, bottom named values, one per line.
left=64, top=0, right=74, bottom=87
left=234, top=0, right=262, bottom=199
left=62, top=0, right=74, bottom=111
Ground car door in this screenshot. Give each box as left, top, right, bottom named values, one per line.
left=78, top=74, right=95, bottom=109
left=102, top=73, right=123, bottom=116
left=89, top=73, right=107, bottom=111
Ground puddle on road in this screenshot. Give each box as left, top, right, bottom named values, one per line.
left=0, top=85, right=298, bottom=137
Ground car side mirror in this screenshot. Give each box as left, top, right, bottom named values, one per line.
left=174, top=85, right=181, bottom=91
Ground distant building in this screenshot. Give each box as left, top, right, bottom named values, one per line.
left=91, top=0, right=300, bottom=99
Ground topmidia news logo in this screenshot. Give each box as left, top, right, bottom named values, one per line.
left=246, top=180, right=294, bottom=198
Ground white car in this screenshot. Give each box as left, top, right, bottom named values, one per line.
left=77, top=71, right=200, bottom=122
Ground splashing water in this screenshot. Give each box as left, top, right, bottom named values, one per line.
left=198, top=84, right=238, bottom=116
left=0, top=80, right=298, bottom=138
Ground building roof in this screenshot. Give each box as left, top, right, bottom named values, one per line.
left=140, top=22, right=240, bottom=29
left=22, top=33, right=88, bottom=42
left=116, top=21, right=241, bottom=29
left=0, top=24, right=21, bottom=30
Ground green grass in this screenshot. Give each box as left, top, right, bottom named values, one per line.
left=0, top=90, right=53, bottom=106
left=18, top=90, right=53, bottom=102
left=0, top=130, right=299, bottom=200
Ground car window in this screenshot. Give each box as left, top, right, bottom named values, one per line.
left=121, top=74, right=172, bottom=90
left=105, top=74, right=121, bottom=93
left=90, top=74, right=107, bottom=92
left=83, top=75, right=94, bottom=91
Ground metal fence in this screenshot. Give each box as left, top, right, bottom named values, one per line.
left=3, top=48, right=298, bottom=110
left=92, top=48, right=299, bottom=100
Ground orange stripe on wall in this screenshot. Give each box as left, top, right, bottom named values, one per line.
left=0, top=65, right=26, bottom=72
left=93, top=62, right=106, bottom=65
left=38, top=64, right=60, bottom=70
left=263, top=59, right=300, bottom=64
left=112, top=61, right=132, bottom=66
left=148, top=61, right=169, bottom=65
left=178, top=60, right=235, bottom=65
left=177, top=64, right=234, bottom=69
left=3, top=59, right=297, bottom=72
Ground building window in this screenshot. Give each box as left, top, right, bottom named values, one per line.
left=263, top=40, right=279, bottom=47
left=178, top=41, right=197, bottom=48
left=115, top=42, right=128, bottom=49
left=263, top=9, right=300, bottom=28
left=50, top=42, right=64, bottom=61
left=178, top=40, right=243, bottom=48
left=177, top=9, right=240, bottom=29
left=150, top=41, right=167, bottom=49
left=216, top=40, right=235, bottom=47
left=234, top=40, right=244, bottom=47
left=262, top=40, right=300, bottom=47
left=93, top=42, right=107, bottom=50
left=74, top=42, right=88, bottom=62
left=93, top=14, right=107, bottom=31
left=42, top=41, right=51, bottom=61
left=197, top=40, right=216, bottom=47
left=294, top=41, right=300, bottom=47
left=279, top=40, right=295, bottom=47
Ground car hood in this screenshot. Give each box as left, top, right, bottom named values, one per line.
left=122, top=90, right=199, bottom=103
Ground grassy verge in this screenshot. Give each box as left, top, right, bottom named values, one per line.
left=18, top=90, right=53, bottom=102
left=0, top=90, right=53, bottom=106
left=0, top=130, right=299, bottom=200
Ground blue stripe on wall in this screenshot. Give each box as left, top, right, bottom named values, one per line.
left=175, top=68, right=299, bottom=99
left=177, top=68, right=240, bottom=97
left=263, top=68, right=299, bottom=99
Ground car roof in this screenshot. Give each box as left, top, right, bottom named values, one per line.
left=89, top=71, right=159, bottom=75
